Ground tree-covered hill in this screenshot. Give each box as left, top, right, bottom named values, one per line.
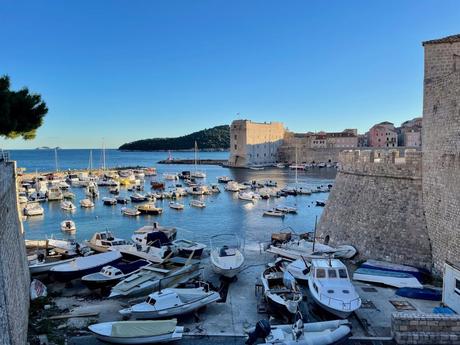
left=118, top=125, right=230, bottom=151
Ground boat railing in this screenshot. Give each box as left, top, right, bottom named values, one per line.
left=317, top=292, right=361, bottom=310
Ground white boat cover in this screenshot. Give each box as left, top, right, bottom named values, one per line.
left=111, top=320, right=177, bottom=337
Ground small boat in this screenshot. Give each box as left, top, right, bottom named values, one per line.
left=190, top=200, right=206, bottom=208
left=261, top=262, right=303, bottom=320
left=172, top=239, right=206, bottom=259
left=121, top=207, right=141, bottom=216
left=29, top=253, right=77, bottom=274
left=169, top=202, right=184, bottom=210
left=217, top=176, right=232, bottom=183
left=264, top=180, right=278, bottom=187
left=109, top=187, right=119, bottom=195
left=131, top=193, right=147, bottom=202
left=285, top=258, right=310, bottom=283
left=134, top=223, right=177, bottom=241
left=316, top=200, right=326, bottom=207
left=275, top=163, right=285, bottom=168
left=116, top=196, right=130, bottom=204
left=246, top=319, right=351, bottom=345
left=289, top=164, right=304, bottom=170
left=85, top=231, right=128, bottom=253
left=88, top=319, right=183, bottom=344
left=86, top=182, right=99, bottom=198
left=137, top=203, right=163, bottom=215
left=103, top=197, right=117, bottom=205
left=81, top=260, right=150, bottom=289
left=359, top=259, right=425, bottom=281
left=163, top=173, right=178, bottom=180
left=210, top=234, right=244, bottom=278
left=80, top=198, right=95, bottom=208
left=225, top=181, right=240, bottom=192
left=119, top=283, right=220, bottom=319
left=47, top=186, right=63, bottom=201
left=308, top=258, right=361, bottom=318
left=275, top=205, right=297, bottom=214
left=249, top=165, right=265, bottom=170
left=238, top=191, right=260, bottom=202
left=50, top=251, right=123, bottom=282
left=24, top=203, right=44, bottom=216
left=395, top=287, right=442, bottom=301
left=210, top=184, right=221, bottom=193
left=352, top=268, right=423, bottom=288
left=151, top=181, right=165, bottom=190
left=60, top=220, right=76, bottom=233
left=62, top=191, right=75, bottom=199
left=60, top=200, right=76, bottom=211
left=263, top=210, right=285, bottom=218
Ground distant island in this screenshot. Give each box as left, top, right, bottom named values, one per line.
left=118, top=125, right=230, bottom=151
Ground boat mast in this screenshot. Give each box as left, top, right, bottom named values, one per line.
left=194, top=141, right=198, bottom=173
left=295, top=145, right=298, bottom=185
left=88, top=149, right=93, bottom=173
left=102, top=139, right=106, bottom=171
left=54, top=148, right=59, bottom=172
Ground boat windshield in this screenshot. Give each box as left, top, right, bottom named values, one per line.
left=328, top=269, right=337, bottom=278
left=146, top=297, right=156, bottom=306
left=316, top=269, right=326, bottom=278
left=338, top=268, right=348, bottom=279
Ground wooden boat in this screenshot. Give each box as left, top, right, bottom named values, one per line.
left=261, top=262, right=302, bottom=320
left=308, top=259, right=361, bottom=318
left=81, top=259, right=150, bottom=289
left=109, top=256, right=201, bottom=298
left=395, top=287, right=442, bottom=301
left=60, top=220, right=76, bottom=233
left=29, top=253, right=76, bottom=274
left=119, top=283, right=220, bottom=319
left=169, top=202, right=184, bottom=210
left=190, top=200, right=206, bottom=208
left=103, top=197, right=117, bottom=205
left=263, top=210, right=285, bottom=218
left=137, top=203, right=163, bottom=215
left=210, top=234, right=244, bottom=278
left=360, top=259, right=425, bottom=281
left=84, top=231, right=128, bottom=253
left=50, top=251, right=123, bottom=282
left=80, top=198, right=95, bottom=208
left=88, top=319, right=183, bottom=344
left=246, top=319, right=351, bottom=345
left=352, top=268, right=423, bottom=288
left=121, top=207, right=141, bottom=216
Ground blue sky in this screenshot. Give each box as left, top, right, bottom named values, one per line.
left=1, top=0, right=459, bottom=149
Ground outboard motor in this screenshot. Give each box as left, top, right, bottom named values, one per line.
left=246, top=319, right=271, bottom=345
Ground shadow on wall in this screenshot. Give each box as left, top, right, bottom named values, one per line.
left=228, top=139, right=284, bottom=167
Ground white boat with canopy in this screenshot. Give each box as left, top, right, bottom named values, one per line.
left=210, top=234, right=244, bottom=278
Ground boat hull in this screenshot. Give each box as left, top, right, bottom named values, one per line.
left=51, top=257, right=123, bottom=282
left=91, top=329, right=183, bottom=344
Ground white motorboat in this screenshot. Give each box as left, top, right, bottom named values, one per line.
left=85, top=231, right=128, bottom=252
left=103, top=197, right=117, bottom=205
left=210, top=184, right=220, bottom=193
left=163, top=173, right=178, bottom=180
left=190, top=200, right=206, bottom=208
left=289, top=164, right=304, bottom=170
left=267, top=239, right=357, bottom=260
left=121, top=207, right=141, bottom=216
left=308, top=259, right=361, bottom=318
left=119, top=283, right=220, bottom=319
left=217, top=176, right=232, bottom=183
left=109, top=256, right=201, bottom=298
left=62, top=191, right=75, bottom=199
left=80, top=198, right=95, bottom=208
left=47, top=186, right=63, bottom=201
left=275, top=205, right=298, bottom=214
left=263, top=209, right=285, bottom=218
left=246, top=319, right=351, bottom=345
left=29, top=254, right=76, bottom=274
left=352, top=268, right=423, bottom=288
left=225, top=181, right=240, bottom=192
left=238, top=191, right=260, bottom=202
left=60, top=200, right=76, bottom=211
left=169, top=202, right=184, bottom=210
left=86, top=181, right=99, bottom=198
left=130, top=193, right=147, bottom=202
left=60, top=220, right=76, bottom=233
left=275, top=163, right=285, bottom=168
left=24, top=203, right=44, bottom=216
left=261, top=262, right=303, bottom=320
left=134, top=223, right=177, bottom=242
left=137, top=203, right=163, bottom=215
left=88, top=319, right=183, bottom=344
left=210, top=234, right=244, bottom=278
left=285, top=258, right=310, bottom=283
left=172, top=239, right=206, bottom=259
left=115, top=242, right=172, bottom=264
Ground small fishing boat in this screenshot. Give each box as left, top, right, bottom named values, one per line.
left=62, top=191, right=75, bottom=199
left=47, top=186, right=63, bottom=201
left=137, top=203, right=163, bottom=215
left=210, top=184, right=221, bottom=193
left=103, top=197, right=117, bottom=205
left=81, top=260, right=150, bottom=289
left=395, top=287, right=442, bottom=301
left=275, top=205, right=298, bottom=214
left=60, top=200, right=77, bottom=211
left=60, top=220, right=76, bottom=233
left=50, top=251, right=123, bottom=282
left=85, top=231, right=128, bottom=253
left=130, top=193, right=147, bottom=202
left=210, top=234, right=244, bottom=278
left=238, top=191, right=260, bottom=202
left=352, top=268, right=423, bottom=288
left=151, top=181, right=165, bottom=190
left=217, top=176, right=232, bottom=183
left=119, top=283, right=220, bottom=319
left=308, top=258, right=361, bottom=318
left=121, top=207, right=141, bottom=216
left=225, top=181, right=240, bottom=192
left=246, top=319, right=351, bottom=345
left=88, top=319, right=183, bottom=344
left=29, top=253, right=77, bottom=274
left=275, top=163, right=285, bottom=168
left=169, top=202, right=184, bottom=210
left=359, top=259, right=425, bottom=281
left=116, top=196, right=130, bottom=204
left=109, top=186, right=119, bottom=195
left=190, top=200, right=206, bottom=208
left=86, top=182, right=99, bottom=198
left=163, top=173, right=178, bottom=180
left=24, top=203, right=44, bottom=216
left=172, top=239, right=206, bottom=259
left=80, top=198, right=95, bottom=208
left=263, top=209, right=285, bottom=218
left=261, top=262, right=303, bottom=320
left=134, top=223, right=177, bottom=242
left=316, top=200, right=326, bottom=207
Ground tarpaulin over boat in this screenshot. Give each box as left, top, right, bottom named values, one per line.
left=111, top=320, right=177, bottom=337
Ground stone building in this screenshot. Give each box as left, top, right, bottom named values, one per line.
left=368, top=121, right=398, bottom=147
left=227, top=120, right=285, bottom=167
left=422, top=34, right=460, bottom=274
left=397, top=117, right=422, bottom=147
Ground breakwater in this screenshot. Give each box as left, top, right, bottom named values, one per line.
left=157, top=159, right=227, bottom=165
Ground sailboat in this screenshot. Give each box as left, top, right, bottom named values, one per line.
left=190, top=141, right=206, bottom=178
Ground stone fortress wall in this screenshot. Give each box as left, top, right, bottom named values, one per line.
left=0, top=160, right=30, bottom=345
left=317, top=149, right=432, bottom=269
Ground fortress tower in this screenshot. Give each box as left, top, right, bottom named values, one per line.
left=422, top=35, right=460, bottom=273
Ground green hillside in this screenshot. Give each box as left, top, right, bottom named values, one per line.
left=118, top=125, right=230, bottom=151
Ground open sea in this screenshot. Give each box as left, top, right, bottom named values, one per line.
left=11, top=149, right=336, bottom=248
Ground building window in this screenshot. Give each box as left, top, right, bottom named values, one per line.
left=234, top=134, right=237, bottom=140
left=455, top=279, right=460, bottom=295
left=234, top=144, right=237, bottom=150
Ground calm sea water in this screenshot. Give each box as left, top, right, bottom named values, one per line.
left=13, top=149, right=336, bottom=247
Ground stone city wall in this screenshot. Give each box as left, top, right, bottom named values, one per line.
left=392, top=312, right=460, bottom=344
left=277, top=146, right=343, bottom=164
left=317, top=149, right=432, bottom=269
left=0, top=160, right=30, bottom=345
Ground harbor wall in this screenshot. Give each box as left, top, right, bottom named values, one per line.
left=422, top=39, right=460, bottom=274
left=0, top=160, right=30, bottom=345
left=317, top=149, right=432, bottom=269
